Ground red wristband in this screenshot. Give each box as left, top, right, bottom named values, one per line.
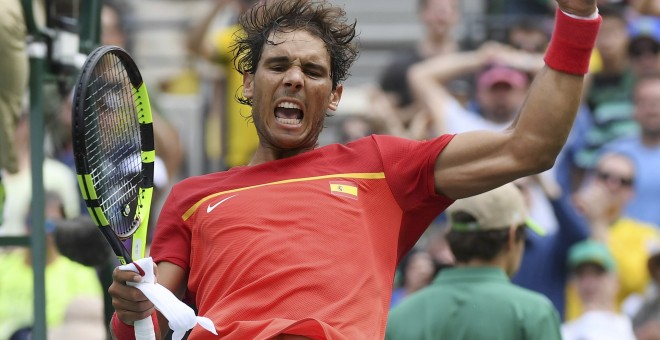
left=111, top=312, right=159, bottom=340
left=544, top=8, right=602, bottom=75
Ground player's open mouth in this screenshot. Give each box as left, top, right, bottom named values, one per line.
left=275, top=101, right=304, bottom=125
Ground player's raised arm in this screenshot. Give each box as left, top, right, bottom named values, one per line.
left=434, top=0, right=600, bottom=199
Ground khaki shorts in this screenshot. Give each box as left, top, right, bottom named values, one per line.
left=0, top=0, right=28, bottom=174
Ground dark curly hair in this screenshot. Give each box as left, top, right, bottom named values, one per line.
left=233, top=0, right=359, bottom=106
left=446, top=211, right=526, bottom=263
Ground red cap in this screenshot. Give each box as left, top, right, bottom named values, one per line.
left=477, top=66, right=529, bottom=91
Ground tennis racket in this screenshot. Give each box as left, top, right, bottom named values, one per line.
left=72, top=45, right=155, bottom=339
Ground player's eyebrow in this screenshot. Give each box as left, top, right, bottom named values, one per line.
left=263, top=56, right=329, bottom=75
left=263, top=56, right=291, bottom=65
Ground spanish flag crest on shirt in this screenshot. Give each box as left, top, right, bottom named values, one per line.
left=330, top=181, right=358, bottom=199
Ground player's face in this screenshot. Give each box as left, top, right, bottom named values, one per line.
left=243, top=29, right=342, bottom=154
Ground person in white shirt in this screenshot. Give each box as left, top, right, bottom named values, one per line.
left=562, top=240, right=636, bottom=340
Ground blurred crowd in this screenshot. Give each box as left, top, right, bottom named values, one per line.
left=2, top=0, right=660, bottom=338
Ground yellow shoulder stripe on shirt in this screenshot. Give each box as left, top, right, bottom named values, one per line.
left=182, top=172, right=385, bottom=221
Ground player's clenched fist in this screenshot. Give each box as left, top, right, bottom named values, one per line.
left=109, top=266, right=155, bottom=325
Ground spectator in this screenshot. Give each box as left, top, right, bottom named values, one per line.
left=406, top=41, right=542, bottom=135
left=378, top=0, right=461, bottom=103
left=570, top=5, right=637, bottom=188
left=0, top=112, right=80, bottom=236
left=630, top=0, right=660, bottom=16
left=186, top=0, right=260, bottom=169
left=422, top=223, right=456, bottom=271
left=336, top=114, right=378, bottom=144
left=0, top=0, right=29, bottom=225
left=54, top=215, right=113, bottom=268
left=604, top=72, right=660, bottom=227
left=407, top=45, right=556, bottom=232
left=389, top=248, right=438, bottom=309
left=48, top=296, right=106, bottom=340
left=386, top=184, right=561, bottom=340
left=633, top=297, right=660, bottom=340
left=105, top=0, right=184, bottom=183
left=628, top=16, right=660, bottom=76
left=506, top=17, right=552, bottom=53
left=623, top=239, right=660, bottom=317
left=511, top=175, right=590, bottom=320
left=566, top=151, right=659, bottom=320
left=0, top=192, right=104, bottom=339
left=561, top=240, right=636, bottom=340
left=56, top=0, right=184, bottom=183
left=369, top=0, right=461, bottom=139
left=486, top=0, right=555, bottom=16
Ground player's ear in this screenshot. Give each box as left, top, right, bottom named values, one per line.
left=507, top=225, right=518, bottom=250
left=243, top=72, right=254, bottom=99
left=328, top=84, right=343, bottom=111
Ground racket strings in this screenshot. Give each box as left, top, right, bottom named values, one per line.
left=83, top=53, right=143, bottom=237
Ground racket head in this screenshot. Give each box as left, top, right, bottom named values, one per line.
left=72, top=45, right=155, bottom=264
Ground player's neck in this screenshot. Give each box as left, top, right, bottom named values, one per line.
left=248, top=145, right=315, bottom=166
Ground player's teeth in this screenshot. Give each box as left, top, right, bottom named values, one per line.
left=278, top=102, right=300, bottom=109
left=276, top=117, right=302, bottom=125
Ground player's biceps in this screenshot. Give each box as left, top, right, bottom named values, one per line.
left=433, top=133, right=522, bottom=198
left=156, top=261, right=187, bottom=299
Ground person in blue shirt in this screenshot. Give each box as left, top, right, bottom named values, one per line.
left=603, top=72, right=660, bottom=228
left=511, top=175, right=590, bottom=320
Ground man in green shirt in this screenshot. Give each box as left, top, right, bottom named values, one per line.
left=386, top=183, right=561, bottom=340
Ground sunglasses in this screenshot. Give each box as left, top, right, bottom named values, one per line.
left=595, top=170, right=634, bottom=187
left=630, top=39, right=660, bottom=58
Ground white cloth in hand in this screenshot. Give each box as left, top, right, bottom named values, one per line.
left=118, top=257, right=217, bottom=339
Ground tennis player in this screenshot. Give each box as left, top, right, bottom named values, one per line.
left=109, top=0, right=601, bottom=338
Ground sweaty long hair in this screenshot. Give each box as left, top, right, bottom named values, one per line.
left=233, top=0, right=359, bottom=106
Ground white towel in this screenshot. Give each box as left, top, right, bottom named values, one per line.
left=119, top=257, right=217, bottom=340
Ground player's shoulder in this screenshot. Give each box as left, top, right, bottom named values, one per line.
left=175, top=170, right=227, bottom=183
left=171, top=170, right=236, bottom=197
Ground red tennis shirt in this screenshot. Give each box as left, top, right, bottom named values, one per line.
left=150, top=134, right=455, bottom=339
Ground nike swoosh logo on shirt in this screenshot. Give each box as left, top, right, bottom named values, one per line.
left=206, top=194, right=237, bottom=213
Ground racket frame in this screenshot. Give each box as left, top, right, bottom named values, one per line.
left=72, top=45, right=155, bottom=265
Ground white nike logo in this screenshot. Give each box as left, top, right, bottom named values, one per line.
left=206, top=194, right=237, bottom=213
